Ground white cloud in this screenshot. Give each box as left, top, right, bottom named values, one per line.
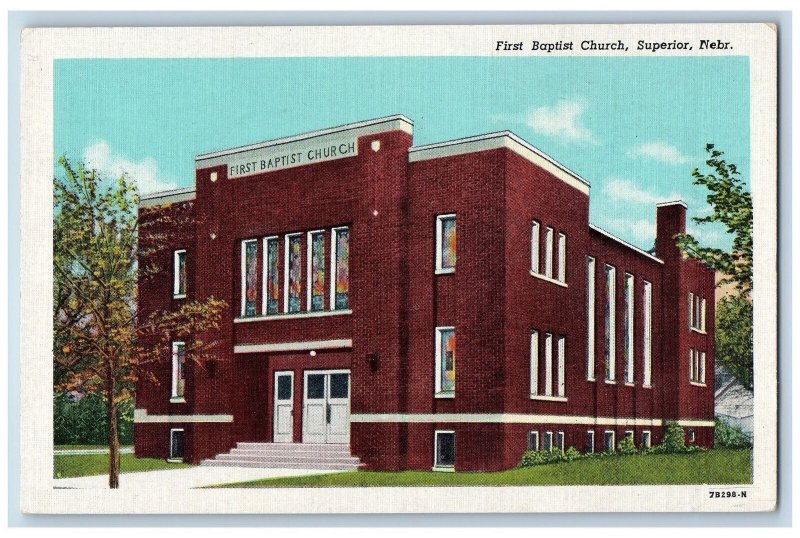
left=603, top=177, right=683, bottom=206
left=82, top=140, right=178, bottom=195
left=601, top=217, right=657, bottom=247
left=630, top=141, right=692, bottom=165
left=527, top=99, right=598, bottom=144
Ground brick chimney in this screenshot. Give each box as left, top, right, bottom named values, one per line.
left=655, top=200, right=687, bottom=260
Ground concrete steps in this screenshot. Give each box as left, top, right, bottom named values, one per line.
left=201, top=442, right=362, bottom=470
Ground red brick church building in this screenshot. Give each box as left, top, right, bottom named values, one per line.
left=134, top=115, right=715, bottom=471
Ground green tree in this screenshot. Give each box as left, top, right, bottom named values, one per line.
left=53, top=156, right=226, bottom=488
left=676, top=144, right=753, bottom=389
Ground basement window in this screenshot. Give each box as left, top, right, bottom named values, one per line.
left=169, top=428, right=185, bottom=462
left=527, top=431, right=539, bottom=451
left=433, top=430, right=455, bottom=471
left=604, top=430, right=615, bottom=452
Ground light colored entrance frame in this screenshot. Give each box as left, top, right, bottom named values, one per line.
left=273, top=370, right=294, bottom=443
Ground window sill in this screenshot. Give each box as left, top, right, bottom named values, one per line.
left=435, top=267, right=455, bottom=275
left=170, top=397, right=187, bottom=404
left=432, top=466, right=455, bottom=473
left=529, top=271, right=568, bottom=288
left=586, top=377, right=596, bottom=382
left=166, top=458, right=184, bottom=463
left=604, top=379, right=617, bottom=385
left=530, top=395, right=567, bottom=402
left=690, top=327, right=707, bottom=335
left=642, top=384, right=653, bottom=389
left=624, top=382, right=635, bottom=387
left=234, top=309, right=352, bottom=323
left=435, top=392, right=455, bottom=399
left=689, top=381, right=707, bottom=387
left=172, top=294, right=187, bottom=300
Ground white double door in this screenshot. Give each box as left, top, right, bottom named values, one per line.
left=302, top=370, right=350, bottom=444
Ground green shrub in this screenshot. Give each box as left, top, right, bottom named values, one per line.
left=714, top=418, right=752, bottom=449
left=617, top=434, right=637, bottom=455
left=563, top=446, right=581, bottom=461
left=53, top=392, right=134, bottom=446
left=518, top=449, right=570, bottom=467
left=658, top=421, right=687, bottom=453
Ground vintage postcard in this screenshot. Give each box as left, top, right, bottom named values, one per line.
left=20, top=23, right=777, bottom=513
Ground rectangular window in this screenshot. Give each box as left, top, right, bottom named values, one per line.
left=306, top=230, right=325, bottom=311
left=436, top=214, right=456, bottom=273
left=169, top=428, right=185, bottom=461
left=625, top=430, right=634, bottom=443
left=171, top=342, right=186, bottom=401
left=700, top=298, right=707, bottom=331
left=284, top=233, right=302, bottom=313
left=434, top=430, right=455, bottom=469
left=557, top=232, right=567, bottom=283
left=331, top=226, right=350, bottom=310
left=435, top=327, right=455, bottom=396
left=531, top=221, right=540, bottom=273
left=528, top=431, right=539, bottom=451
left=604, top=264, right=616, bottom=382
left=688, top=429, right=696, bottom=443
left=544, top=227, right=554, bottom=278
left=624, top=273, right=635, bottom=384
left=240, top=239, right=258, bottom=317
left=689, top=348, right=695, bottom=382
left=543, top=431, right=553, bottom=451
left=688, top=292, right=694, bottom=329
left=544, top=333, right=553, bottom=396
left=557, top=336, right=566, bottom=397
left=262, top=237, right=280, bottom=315
left=530, top=330, right=539, bottom=396
left=585, top=430, right=595, bottom=453
left=643, top=280, right=652, bottom=386
left=604, top=430, right=615, bottom=452
left=700, top=351, right=706, bottom=384
left=641, top=430, right=652, bottom=448
left=173, top=249, right=187, bottom=298
left=586, top=256, right=596, bottom=380
left=556, top=431, right=565, bottom=452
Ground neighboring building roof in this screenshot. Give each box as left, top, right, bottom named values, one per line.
left=139, top=186, right=196, bottom=208
left=715, top=377, right=754, bottom=420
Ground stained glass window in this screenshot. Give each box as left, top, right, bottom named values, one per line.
left=173, top=250, right=187, bottom=297
left=437, top=327, right=455, bottom=394
left=436, top=215, right=456, bottom=272
left=333, top=227, right=349, bottom=310
left=264, top=237, right=279, bottom=315
left=242, top=240, right=258, bottom=317
left=310, top=231, right=325, bottom=311
left=604, top=264, right=616, bottom=381
left=624, top=273, right=634, bottom=384
left=287, top=234, right=302, bottom=313
left=171, top=342, right=185, bottom=400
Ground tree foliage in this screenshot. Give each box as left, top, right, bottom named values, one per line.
left=675, top=144, right=753, bottom=296
left=53, top=392, right=134, bottom=446
left=53, top=156, right=226, bottom=488
left=715, top=295, right=754, bottom=391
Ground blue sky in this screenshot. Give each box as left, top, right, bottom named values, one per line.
left=54, top=56, right=749, bottom=251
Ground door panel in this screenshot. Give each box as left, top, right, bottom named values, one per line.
left=303, top=373, right=328, bottom=443
left=302, top=371, right=350, bottom=444
left=273, top=372, right=294, bottom=443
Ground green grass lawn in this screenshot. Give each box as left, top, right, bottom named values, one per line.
left=54, top=444, right=133, bottom=451
left=215, top=449, right=752, bottom=488
left=54, top=453, right=192, bottom=478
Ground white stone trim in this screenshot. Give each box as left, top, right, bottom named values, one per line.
left=588, top=224, right=665, bottom=264
left=530, top=271, right=568, bottom=288
left=409, top=131, right=590, bottom=195
left=350, top=413, right=714, bottom=428
left=139, top=186, right=196, bottom=207
left=134, top=409, right=233, bottom=423
left=196, top=115, right=413, bottom=164
left=234, top=309, right=352, bottom=323
left=656, top=200, right=688, bottom=208
left=234, top=338, right=353, bottom=354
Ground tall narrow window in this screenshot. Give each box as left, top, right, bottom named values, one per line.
left=585, top=430, right=595, bottom=453
left=604, top=264, right=616, bottom=382
left=689, top=348, right=696, bottom=382
left=173, top=249, right=187, bottom=298
left=586, top=256, right=596, bottom=381
left=700, top=351, right=706, bottom=384
left=528, top=431, right=539, bottom=451
left=306, top=230, right=325, bottom=311
left=240, top=239, right=258, bottom=317
left=543, top=431, right=553, bottom=451
left=262, top=237, right=280, bottom=315
left=531, top=221, right=540, bottom=273
left=544, top=227, right=554, bottom=278
left=688, top=292, right=695, bottom=329
left=530, top=330, right=539, bottom=396
left=557, top=232, right=567, bottom=283
left=284, top=234, right=302, bottom=313
left=435, top=214, right=456, bottom=273
left=544, top=333, right=553, bottom=396
left=642, top=280, right=652, bottom=386
left=331, top=226, right=350, bottom=310
left=700, top=298, right=707, bottom=332
left=435, top=327, right=455, bottom=397
left=557, top=336, right=566, bottom=397
left=624, top=273, right=635, bottom=384
left=171, top=341, right=186, bottom=401
left=556, top=431, right=565, bottom=451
